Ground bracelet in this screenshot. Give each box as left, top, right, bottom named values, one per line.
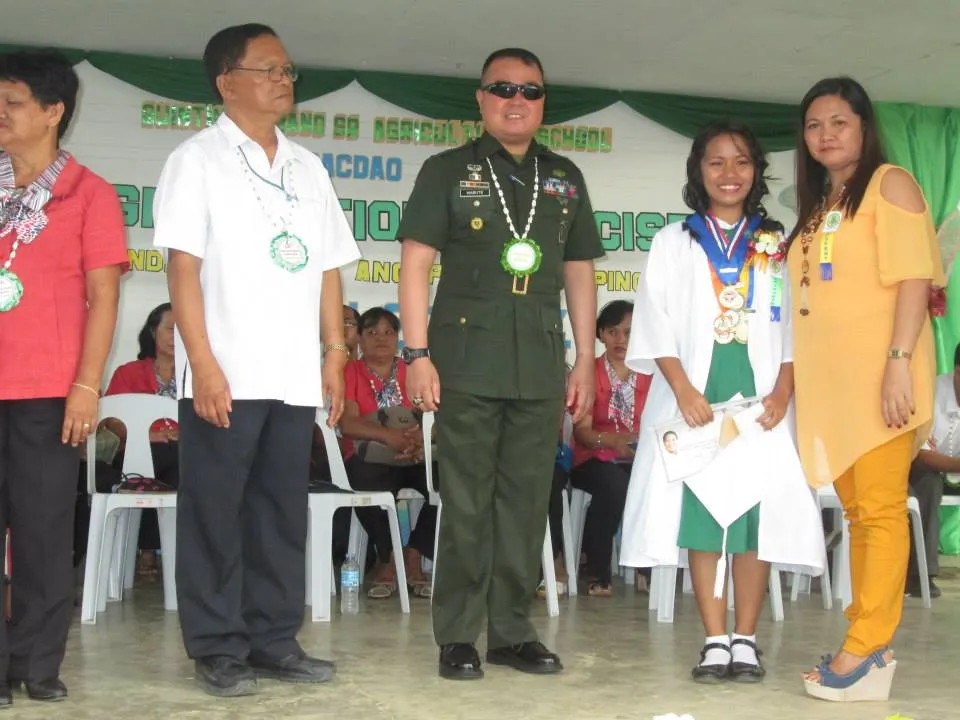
left=595, top=432, right=605, bottom=449
left=72, top=382, right=101, bottom=398
left=324, top=343, right=350, bottom=356
left=888, top=348, right=912, bottom=360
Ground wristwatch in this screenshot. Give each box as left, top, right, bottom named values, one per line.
left=401, top=347, right=430, bottom=365
left=888, top=349, right=913, bottom=360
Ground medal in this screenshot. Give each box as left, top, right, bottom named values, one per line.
left=270, top=232, right=309, bottom=273
left=714, top=313, right=735, bottom=345
left=487, top=156, right=541, bottom=295
left=717, top=285, right=745, bottom=311
left=500, top=237, right=543, bottom=294
left=0, top=268, right=23, bottom=312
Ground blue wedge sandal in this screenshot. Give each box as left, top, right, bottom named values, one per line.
left=803, top=650, right=896, bottom=702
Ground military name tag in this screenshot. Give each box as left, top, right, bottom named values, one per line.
left=459, top=179, right=490, bottom=198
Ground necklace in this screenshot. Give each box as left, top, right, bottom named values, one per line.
left=487, top=156, right=539, bottom=240
left=236, top=147, right=309, bottom=273
left=0, top=151, right=70, bottom=311
left=487, top=156, right=542, bottom=295
left=798, top=187, right=845, bottom=316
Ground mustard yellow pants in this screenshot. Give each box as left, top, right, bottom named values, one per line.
left=833, top=431, right=914, bottom=656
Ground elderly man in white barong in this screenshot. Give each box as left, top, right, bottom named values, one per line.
left=620, top=122, right=826, bottom=685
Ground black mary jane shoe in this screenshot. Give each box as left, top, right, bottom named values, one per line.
left=439, top=643, right=484, bottom=680
left=728, top=638, right=766, bottom=683
left=691, top=642, right=730, bottom=684
left=486, top=641, right=563, bottom=675
left=22, top=678, right=68, bottom=702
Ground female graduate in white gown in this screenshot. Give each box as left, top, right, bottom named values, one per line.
left=620, top=122, right=825, bottom=683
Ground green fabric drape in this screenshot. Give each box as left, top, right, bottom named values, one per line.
left=621, top=90, right=798, bottom=152
left=878, top=104, right=960, bottom=227
left=2, top=42, right=798, bottom=146
left=357, top=70, right=620, bottom=124
left=87, top=51, right=356, bottom=106
left=878, top=103, right=960, bottom=373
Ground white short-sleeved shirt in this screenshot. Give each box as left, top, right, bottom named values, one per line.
left=928, top=373, right=960, bottom=456
left=153, top=113, right=361, bottom=407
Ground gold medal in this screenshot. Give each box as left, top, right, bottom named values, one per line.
left=714, top=313, right=736, bottom=344
left=717, top=285, right=745, bottom=310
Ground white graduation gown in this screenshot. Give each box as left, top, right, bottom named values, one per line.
left=620, top=221, right=825, bottom=578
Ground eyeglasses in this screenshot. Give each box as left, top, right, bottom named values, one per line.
left=229, top=64, right=299, bottom=83
left=481, top=82, right=545, bottom=101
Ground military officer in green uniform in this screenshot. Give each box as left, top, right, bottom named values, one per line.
left=397, top=48, right=603, bottom=680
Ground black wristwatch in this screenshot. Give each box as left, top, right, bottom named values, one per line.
left=401, top=347, right=430, bottom=365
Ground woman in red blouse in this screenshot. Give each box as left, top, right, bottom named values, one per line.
left=571, top=301, right=652, bottom=596
left=0, top=50, right=128, bottom=704
left=102, top=302, right=178, bottom=573
left=339, top=308, right=437, bottom=599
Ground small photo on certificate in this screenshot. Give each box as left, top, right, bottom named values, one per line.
left=655, top=396, right=760, bottom=483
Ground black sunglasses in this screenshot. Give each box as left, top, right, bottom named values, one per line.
left=481, top=82, right=545, bottom=101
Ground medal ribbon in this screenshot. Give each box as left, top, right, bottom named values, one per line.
left=819, top=210, right=843, bottom=281
left=769, top=271, right=783, bottom=322
left=686, top=213, right=761, bottom=310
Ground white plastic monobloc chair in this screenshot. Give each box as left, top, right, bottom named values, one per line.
left=80, top=394, right=178, bottom=624
left=648, top=552, right=785, bottom=624
left=793, top=485, right=931, bottom=611
left=420, top=412, right=563, bottom=617
left=305, top=409, right=410, bottom=622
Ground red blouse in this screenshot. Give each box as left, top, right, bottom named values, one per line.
left=572, top=355, right=652, bottom=467
left=0, top=157, right=128, bottom=400
left=342, top=358, right=411, bottom=460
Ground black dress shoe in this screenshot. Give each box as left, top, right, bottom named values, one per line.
left=194, top=656, right=258, bottom=697
left=728, top=638, right=766, bottom=684
left=249, top=652, right=336, bottom=684
left=439, top=643, right=484, bottom=680
left=691, top=642, right=730, bottom=684
left=23, top=678, right=67, bottom=702
left=486, top=641, right=563, bottom=675
left=0, top=681, right=11, bottom=709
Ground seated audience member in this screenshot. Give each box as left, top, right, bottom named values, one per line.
left=102, top=302, right=179, bottom=574
left=571, top=301, right=652, bottom=595
left=338, top=307, right=437, bottom=598
left=906, top=342, right=960, bottom=599
left=343, top=304, right=361, bottom=360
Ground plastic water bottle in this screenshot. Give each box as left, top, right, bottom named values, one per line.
left=340, top=555, right=361, bottom=615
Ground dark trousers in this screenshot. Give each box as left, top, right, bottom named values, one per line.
left=0, top=398, right=79, bottom=681
left=176, top=399, right=314, bottom=661
left=432, top=390, right=563, bottom=648
left=570, top=458, right=630, bottom=585
left=345, top=457, right=438, bottom=562
left=908, top=463, right=943, bottom=579
left=547, top=465, right=569, bottom=559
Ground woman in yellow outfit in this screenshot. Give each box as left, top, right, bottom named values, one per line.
left=788, top=77, right=944, bottom=703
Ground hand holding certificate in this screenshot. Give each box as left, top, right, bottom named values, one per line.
left=655, top=395, right=761, bottom=483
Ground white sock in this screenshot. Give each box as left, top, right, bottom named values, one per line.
left=701, top=634, right=731, bottom=666
left=731, top=633, right=758, bottom=665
